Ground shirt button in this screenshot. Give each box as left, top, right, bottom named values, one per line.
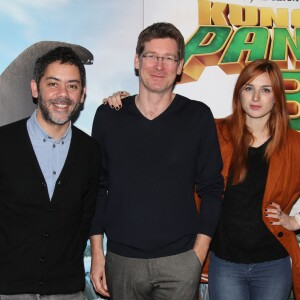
left=43, top=139, right=46, bottom=142
left=278, top=232, right=283, bottom=238
left=53, top=171, right=56, bottom=175
left=53, top=144, right=56, bottom=148
left=62, top=141, right=64, bottom=145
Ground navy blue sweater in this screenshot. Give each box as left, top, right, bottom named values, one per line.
left=91, top=94, right=223, bottom=258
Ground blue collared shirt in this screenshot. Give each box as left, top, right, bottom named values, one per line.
left=27, top=110, right=72, bottom=200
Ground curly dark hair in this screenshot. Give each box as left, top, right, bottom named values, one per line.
left=34, top=46, right=86, bottom=94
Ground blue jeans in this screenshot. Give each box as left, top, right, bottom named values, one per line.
left=208, top=252, right=292, bottom=300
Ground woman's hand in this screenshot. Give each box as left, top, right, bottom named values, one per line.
left=103, top=91, right=130, bottom=109
left=266, top=202, right=300, bottom=231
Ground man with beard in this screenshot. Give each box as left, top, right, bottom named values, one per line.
left=0, top=47, right=101, bottom=299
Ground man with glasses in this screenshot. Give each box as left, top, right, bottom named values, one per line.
left=90, top=22, right=223, bottom=300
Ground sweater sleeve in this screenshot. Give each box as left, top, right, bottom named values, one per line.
left=195, top=109, right=224, bottom=237
left=90, top=106, right=108, bottom=235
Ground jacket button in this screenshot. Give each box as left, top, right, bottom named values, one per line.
left=38, top=280, right=43, bottom=286
left=41, top=182, right=47, bottom=188
left=43, top=232, right=49, bottom=238
left=48, top=207, right=53, bottom=213
left=278, top=232, right=283, bottom=238
left=40, top=257, right=45, bottom=263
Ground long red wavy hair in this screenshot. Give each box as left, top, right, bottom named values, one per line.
left=220, top=59, right=290, bottom=185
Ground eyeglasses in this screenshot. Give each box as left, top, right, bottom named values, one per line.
left=141, top=53, right=179, bottom=66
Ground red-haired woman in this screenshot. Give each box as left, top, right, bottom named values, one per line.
left=209, top=59, right=300, bottom=300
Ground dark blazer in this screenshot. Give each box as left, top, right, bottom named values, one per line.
left=0, top=118, right=101, bottom=295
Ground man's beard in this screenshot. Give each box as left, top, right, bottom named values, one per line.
left=38, top=95, right=81, bottom=125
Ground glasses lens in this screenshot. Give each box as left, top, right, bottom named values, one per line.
left=142, top=54, right=178, bottom=65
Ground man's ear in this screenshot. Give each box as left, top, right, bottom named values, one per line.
left=134, top=54, right=140, bottom=70
left=31, top=80, right=38, bottom=98
left=80, top=87, right=86, bottom=103
left=177, top=59, right=184, bottom=75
